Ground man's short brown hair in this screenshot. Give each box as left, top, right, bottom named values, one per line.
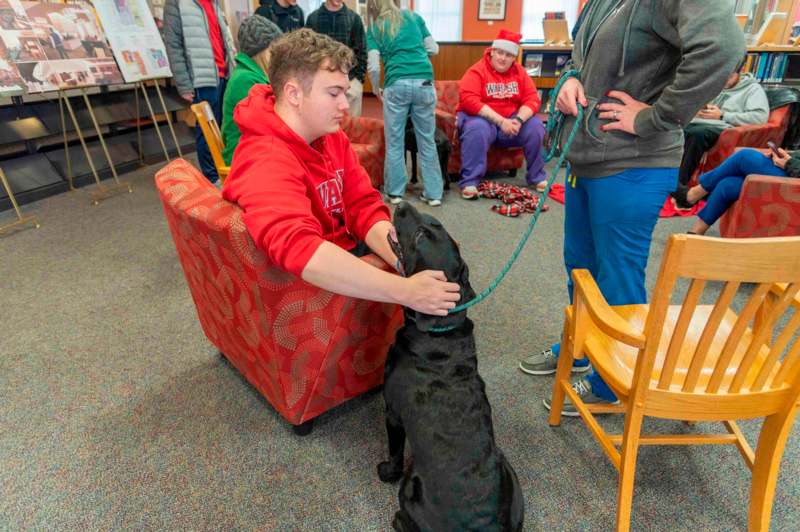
left=268, top=28, right=355, bottom=99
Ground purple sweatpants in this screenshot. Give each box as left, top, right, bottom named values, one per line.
left=457, top=112, right=546, bottom=189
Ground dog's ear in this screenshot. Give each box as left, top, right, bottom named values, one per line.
left=411, top=258, right=475, bottom=333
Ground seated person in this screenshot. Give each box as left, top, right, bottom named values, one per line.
left=673, top=147, right=798, bottom=235
left=457, top=29, right=545, bottom=200
left=223, top=29, right=460, bottom=316
left=677, top=56, right=769, bottom=187
left=221, top=15, right=282, bottom=166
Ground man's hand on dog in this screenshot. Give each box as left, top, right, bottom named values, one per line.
left=403, top=271, right=461, bottom=316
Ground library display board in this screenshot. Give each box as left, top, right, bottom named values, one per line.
left=0, top=0, right=123, bottom=93
left=93, top=0, right=171, bottom=82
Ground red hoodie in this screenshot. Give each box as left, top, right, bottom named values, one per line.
left=457, top=48, right=540, bottom=118
left=222, top=84, right=390, bottom=277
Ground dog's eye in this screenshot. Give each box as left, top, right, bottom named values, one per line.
left=430, top=221, right=443, bottom=228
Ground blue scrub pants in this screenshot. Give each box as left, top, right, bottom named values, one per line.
left=555, top=168, right=677, bottom=401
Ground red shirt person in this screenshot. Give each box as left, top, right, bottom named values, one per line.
left=223, top=29, right=460, bottom=316
left=456, top=30, right=545, bottom=199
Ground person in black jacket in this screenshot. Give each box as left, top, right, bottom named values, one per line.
left=306, top=0, right=367, bottom=117
left=672, top=147, right=799, bottom=235
left=255, top=0, right=304, bottom=33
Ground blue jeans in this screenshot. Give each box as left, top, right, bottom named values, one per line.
left=382, top=79, right=443, bottom=200
left=558, top=168, right=677, bottom=401
left=697, top=148, right=787, bottom=226
left=193, top=78, right=227, bottom=183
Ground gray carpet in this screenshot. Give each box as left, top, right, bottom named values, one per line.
left=1, top=155, right=798, bottom=530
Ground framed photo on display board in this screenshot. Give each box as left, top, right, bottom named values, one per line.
left=478, top=0, right=507, bottom=21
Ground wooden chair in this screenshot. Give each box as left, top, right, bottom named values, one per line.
left=549, top=234, right=800, bottom=531
left=190, top=101, right=230, bottom=183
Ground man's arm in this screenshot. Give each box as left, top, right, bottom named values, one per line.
left=301, top=242, right=460, bottom=316
left=722, top=86, right=770, bottom=126
left=163, top=0, right=192, bottom=97
left=364, top=220, right=398, bottom=270
left=351, top=13, right=368, bottom=83
left=633, top=1, right=745, bottom=137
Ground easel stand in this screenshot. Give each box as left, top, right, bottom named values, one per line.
left=135, top=78, right=183, bottom=163
left=0, top=167, right=40, bottom=236
left=58, top=87, right=132, bottom=205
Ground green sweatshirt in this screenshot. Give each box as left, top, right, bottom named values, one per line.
left=561, top=0, right=746, bottom=178
left=221, top=52, right=268, bottom=166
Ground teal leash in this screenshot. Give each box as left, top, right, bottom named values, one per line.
left=429, top=70, right=583, bottom=333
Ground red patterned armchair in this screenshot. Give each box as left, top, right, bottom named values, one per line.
left=155, top=159, right=403, bottom=434
left=434, top=80, right=524, bottom=179
left=692, top=102, right=792, bottom=185
left=719, top=174, right=800, bottom=237
left=342, top=115, right=385, bottom=188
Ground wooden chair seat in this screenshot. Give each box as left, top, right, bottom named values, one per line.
left=573, top=304, right=781, bottom=406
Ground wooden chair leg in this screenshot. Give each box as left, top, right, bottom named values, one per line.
left=616, top=409, right=644, bottom=532
left=748, top=406, right=798, bottom=531
left=548, top=315, right=575, bottom=427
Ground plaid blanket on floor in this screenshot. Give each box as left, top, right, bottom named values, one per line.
left=478, top=181, right=550, bottom=217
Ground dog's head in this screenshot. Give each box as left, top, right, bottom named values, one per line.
left=388, top=202, right=475, bottom=332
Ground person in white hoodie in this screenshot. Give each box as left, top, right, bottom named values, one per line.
left=677, top=56, right=769, bottom=187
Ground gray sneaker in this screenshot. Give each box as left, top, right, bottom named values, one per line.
left=542, top=377, right=620, bottom=417
left=518, top=348, right=591, bottom=376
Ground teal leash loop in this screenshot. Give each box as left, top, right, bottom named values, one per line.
left=429, top=70, right=583, bottom=333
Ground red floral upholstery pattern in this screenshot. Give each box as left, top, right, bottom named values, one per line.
left=434, top=80, right=524, bottom=177
left=692, top=105, right=791, bottom=184
left=155, top=159, right=403, bottom=425
left=719, top=174, right=800, bottom=237
left=342, top=115, right=385, bottom=188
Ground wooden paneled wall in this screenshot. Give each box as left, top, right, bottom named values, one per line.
left=431, top=42, right=491, bottom=81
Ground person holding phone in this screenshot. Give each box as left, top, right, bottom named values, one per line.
left=672, top=146, right=800, bottom=235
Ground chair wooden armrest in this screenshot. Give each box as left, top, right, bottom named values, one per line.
left=572, top=269, right=646, bottom=348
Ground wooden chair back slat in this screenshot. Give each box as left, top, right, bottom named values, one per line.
left=657, top=278, right=705, bottom=390
left=771, top=337, right=800, bottom=387
left=705, top=283, right=771, bottom=393
left=190, top=101, right=228, bottom=178
left=681, top=281, right=740, bottom=392
left=730, top=283, right=800, bottom=393
left=671, top=236, right=800, bottom=283
left=753, top=309, right=800, bottom=391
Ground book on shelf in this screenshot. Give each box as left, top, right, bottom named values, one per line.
left=543, top=11, right=566, bottom=20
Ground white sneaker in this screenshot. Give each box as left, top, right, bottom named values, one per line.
left=461, top=185, right=478, bottom=200
left=420, top=194, right=442, bottom=207
left=388, top=195, right=403, bottom=205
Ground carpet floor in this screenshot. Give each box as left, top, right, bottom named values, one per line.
left=1, top=154, right=798, bottom=530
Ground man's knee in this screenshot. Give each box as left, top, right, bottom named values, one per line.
left=717, top=177, right=743, bottom=202
left=460, top=116, right=494, bottom=138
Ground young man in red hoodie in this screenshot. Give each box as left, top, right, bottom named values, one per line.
left=223, top=29, right=460, bottom=316
left=457, top=30, right=545, bottom=200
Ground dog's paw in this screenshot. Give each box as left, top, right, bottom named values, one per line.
left=377, top=461, right=403, bottom=483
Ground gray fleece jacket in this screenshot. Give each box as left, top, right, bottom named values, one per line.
left=561, top=0, right=746, bottom=178
left=691, top=73, right=769, bottom=129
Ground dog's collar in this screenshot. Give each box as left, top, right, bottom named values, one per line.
left=405, top=312, right=460, bottom=333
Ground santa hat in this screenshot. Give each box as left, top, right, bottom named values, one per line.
left=492, top=29, right=522, bottom=56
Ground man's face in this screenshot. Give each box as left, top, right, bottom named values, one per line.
left=724, top=71, right=740, bottom=89
left=490, top=48, right=516, bottom=74
left=297, top=66, right=350, bottom=139
left=326, top=0, right=344, bottom=10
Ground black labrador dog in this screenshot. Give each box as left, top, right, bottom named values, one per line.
left=380, top=202, right=523, bottom=531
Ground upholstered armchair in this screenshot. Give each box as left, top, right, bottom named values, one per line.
left=342, top=115, right=385, bottom=188
left=155, top=159, right=403, bottom=434
left=719, top=173, right=800, bottom=237
left=434, top=80, right=524, bottom=179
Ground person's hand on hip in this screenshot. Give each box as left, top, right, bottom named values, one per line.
left=597, top=90, right=651, bottom=135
